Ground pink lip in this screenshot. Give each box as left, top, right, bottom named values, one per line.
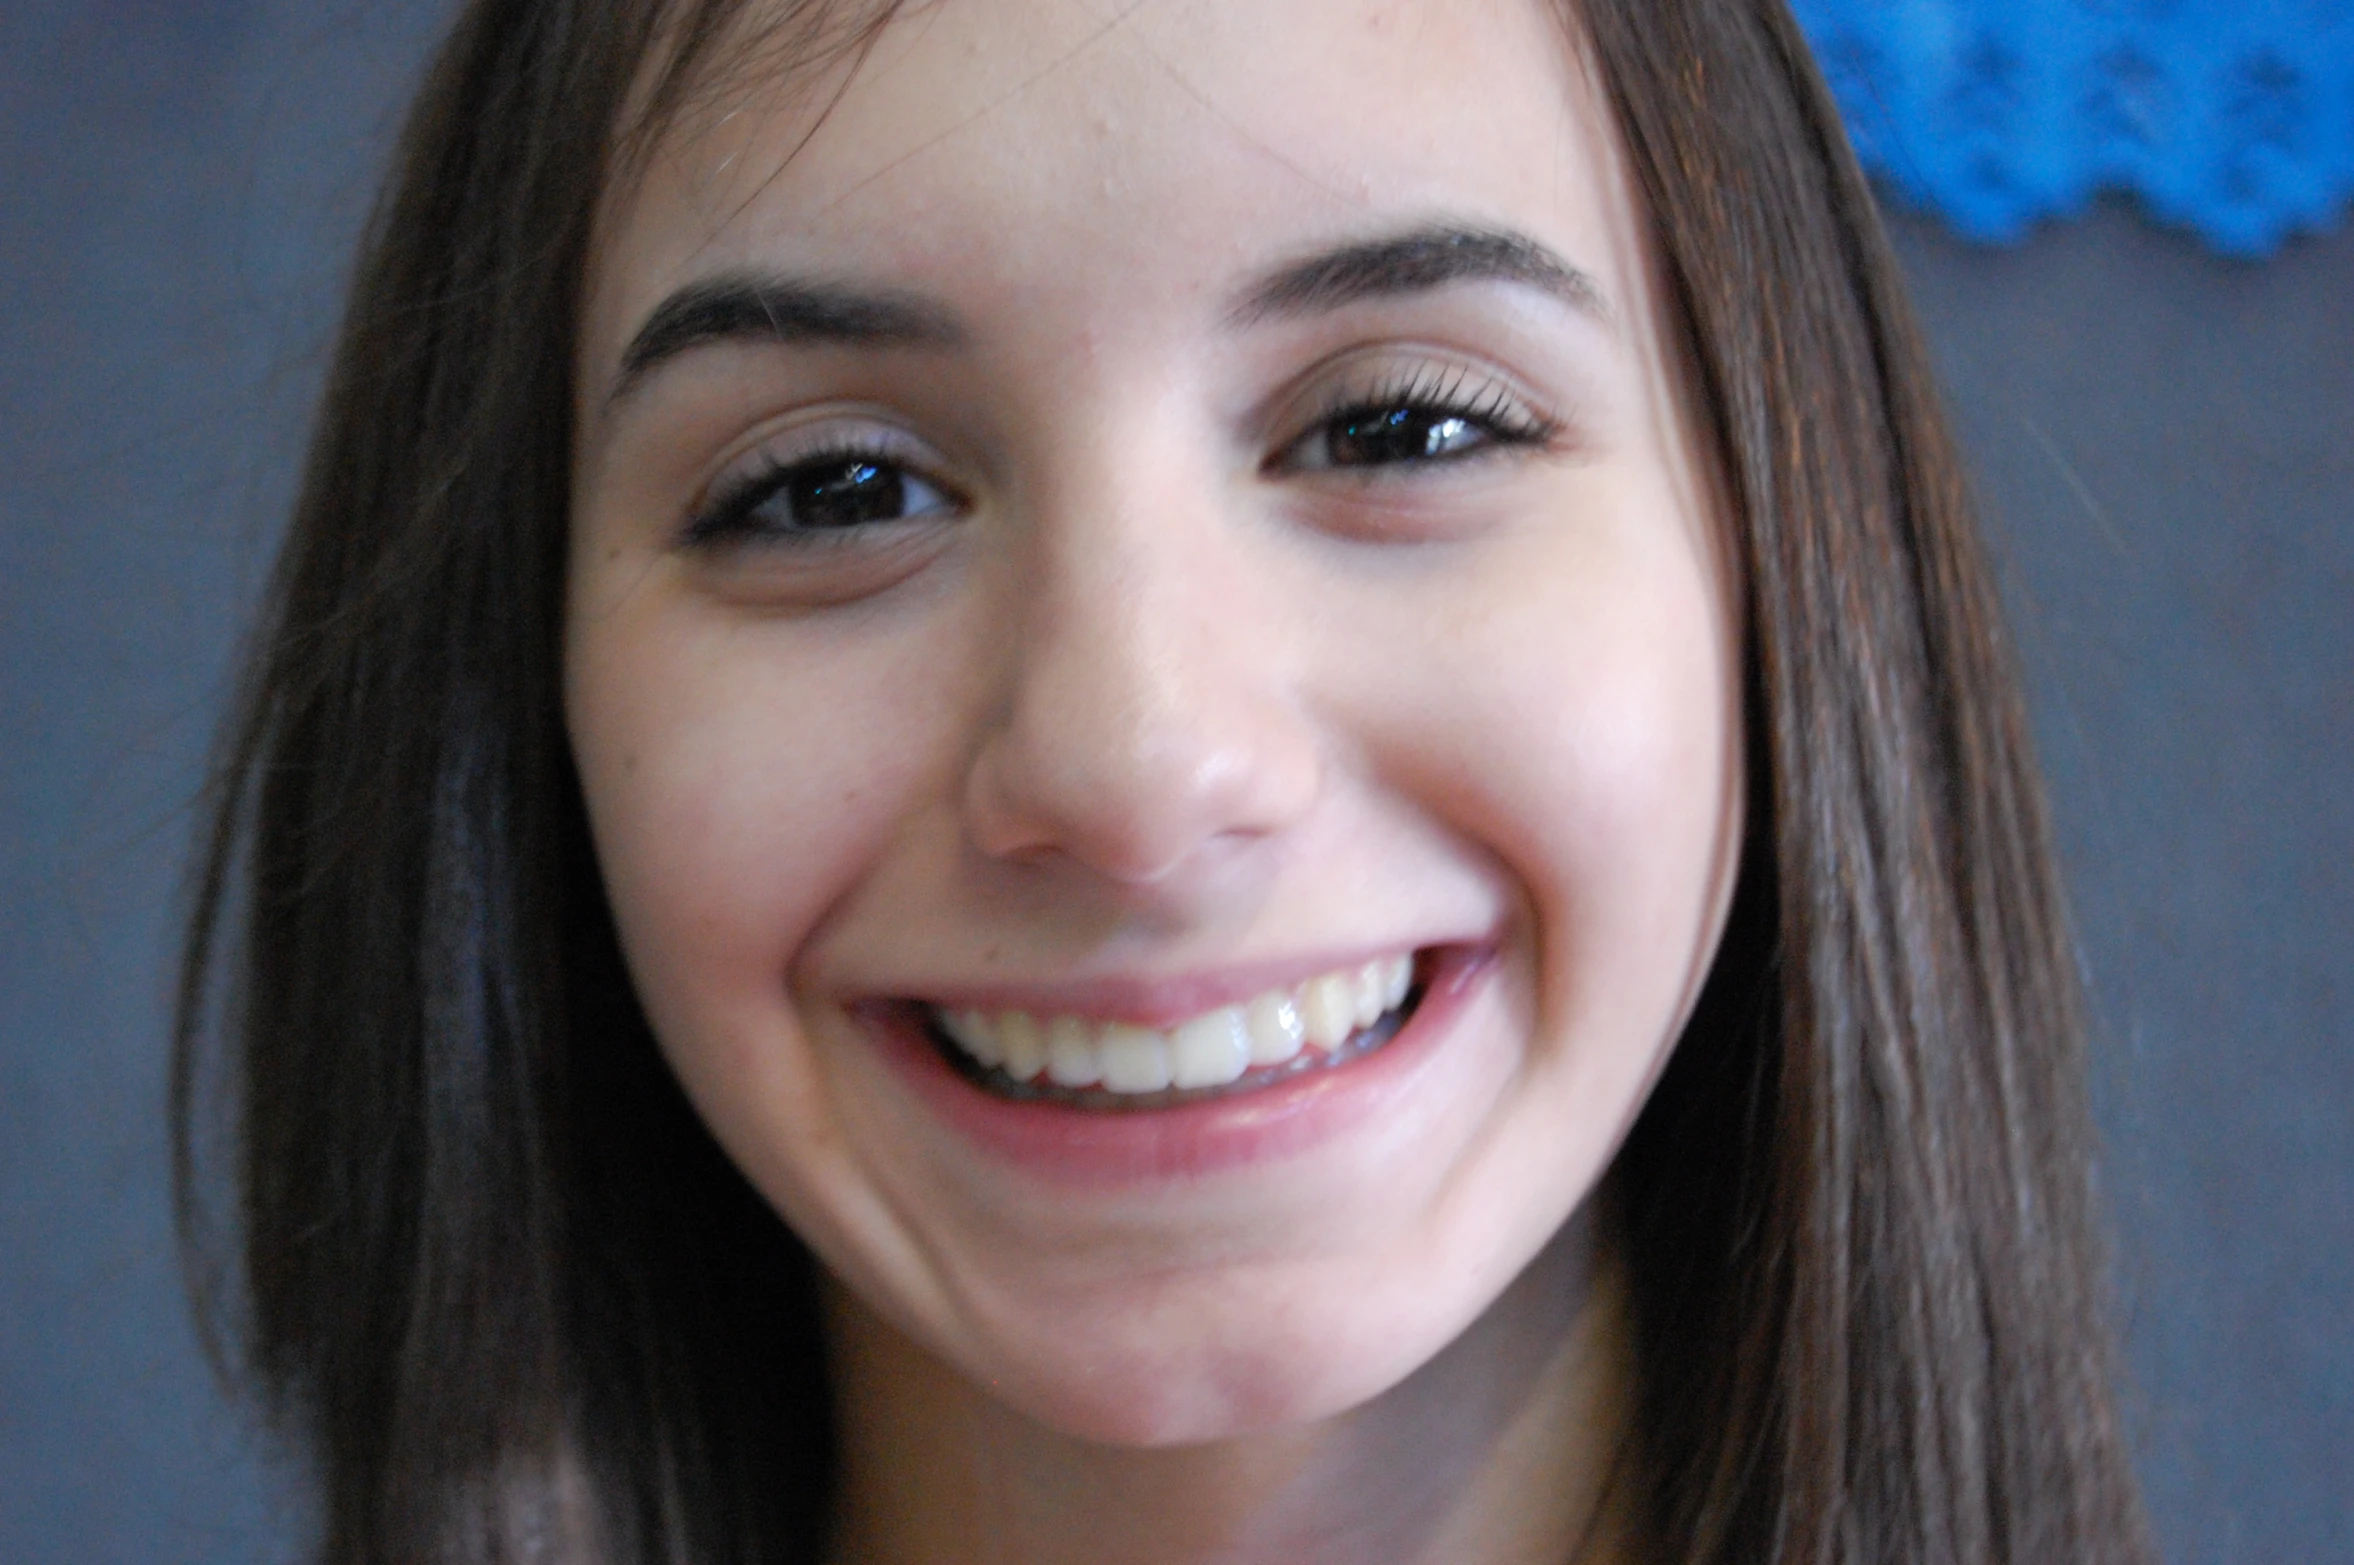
left=857, top=943, right=1497, bottom=1188
left=910, top=944, right=1432, bottom=1029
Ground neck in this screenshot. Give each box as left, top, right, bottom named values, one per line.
left=821, top=1212, right=1632, bottom=1565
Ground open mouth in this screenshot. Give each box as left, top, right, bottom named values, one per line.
left=923, top=952, right=1427, bottom=1111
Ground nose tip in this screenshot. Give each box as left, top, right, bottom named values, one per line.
left=965, top=711, right=1317, bottom=884
left=960, top=595, right=1320, bottom=888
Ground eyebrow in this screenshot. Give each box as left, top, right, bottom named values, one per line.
left=607, top=222, right=1608, bottom=406
left=609, top=272, right=966, bottom=405
left=1227, top=223, right=1613, bottom=329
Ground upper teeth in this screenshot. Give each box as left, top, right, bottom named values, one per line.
left=934, top=955, right=1415, bottom=1095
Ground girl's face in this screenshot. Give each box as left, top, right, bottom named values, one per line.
left=568, top=0, right=1742, bottom=1445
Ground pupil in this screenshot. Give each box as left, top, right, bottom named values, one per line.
left=790, top=459, right=904, bottom=528
left=1331, top=410, right=1472, bottom=465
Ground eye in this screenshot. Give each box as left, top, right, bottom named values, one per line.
left=1274, top=366, right=1558, bottom=476
left=1306, top=406, right=1489, bottom=468
left=685, top=443, right=960, bottom=550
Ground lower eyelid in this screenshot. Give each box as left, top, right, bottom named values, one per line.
left=684, top=524, right=960, bottom=608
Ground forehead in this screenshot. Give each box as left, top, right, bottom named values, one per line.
left=585, top=0, right=1625, bottom=373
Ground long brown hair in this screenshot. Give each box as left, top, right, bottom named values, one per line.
left=174, top=0, right=2153, bottom=1559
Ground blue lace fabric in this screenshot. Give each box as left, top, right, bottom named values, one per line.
left=1790, top=0, right=2354, bottom=255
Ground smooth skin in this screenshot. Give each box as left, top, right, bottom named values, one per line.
left=566, top=0, right=1743, bottom=1559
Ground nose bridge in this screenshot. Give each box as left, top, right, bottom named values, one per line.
left=963, top=443, right=1318, bottom=884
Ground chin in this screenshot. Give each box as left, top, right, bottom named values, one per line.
left=979, top=1301, right=1447, bottom=1448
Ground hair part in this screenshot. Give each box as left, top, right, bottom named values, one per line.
left=175, top=0, right=2153, bottom=1560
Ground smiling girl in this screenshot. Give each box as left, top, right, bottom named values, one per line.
left=175, top=1, right=2153, bottom=1561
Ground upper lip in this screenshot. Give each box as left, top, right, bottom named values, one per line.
left=892, top=940, right=1468, bottom=1029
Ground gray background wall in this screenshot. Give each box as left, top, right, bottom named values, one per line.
left=2, top=3, right=2347, bottom=1559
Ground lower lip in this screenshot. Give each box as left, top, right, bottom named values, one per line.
left=856, top=945, right=1497, bottom=1188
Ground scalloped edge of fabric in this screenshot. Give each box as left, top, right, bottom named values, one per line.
left=1792, top=0, right=2354, bottom=257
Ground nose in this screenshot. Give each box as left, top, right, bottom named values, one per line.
left=962, top=480, right=1321, bottom=888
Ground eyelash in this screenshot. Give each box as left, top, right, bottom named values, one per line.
left=683, top=436, right=959, bottom=550
left=680, top=368, right=1557, bottom=550
left=1274, top=364, right=1560, bottom=475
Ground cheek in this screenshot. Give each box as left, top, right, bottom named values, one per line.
left=563, top=598, right=959, bottom=1073
left=1361, top=476, right=1741, bottom=1045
